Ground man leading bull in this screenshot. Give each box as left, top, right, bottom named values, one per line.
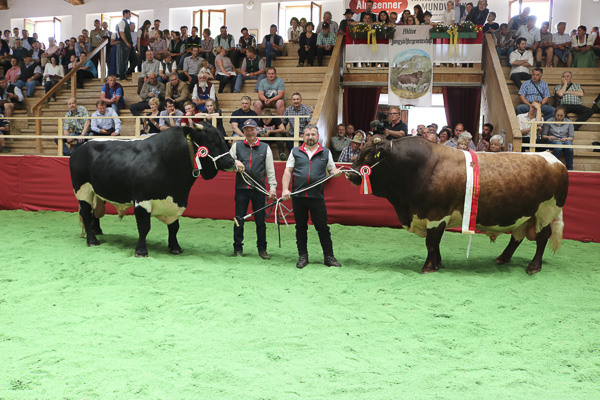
left=231, top=119, right=277, bottom=259
left=281, top=124, right=342, bottom=269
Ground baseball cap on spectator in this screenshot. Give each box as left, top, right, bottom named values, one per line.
left=352, top=134, right=363, bottom=144
left=344, top=9, right=354, bottom=16
left=322, top=22, right=330, bottom=30
left=242, top=119, right=258, bottom=129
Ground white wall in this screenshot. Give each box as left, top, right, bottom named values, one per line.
left=578, top=0, right=599, bottom=30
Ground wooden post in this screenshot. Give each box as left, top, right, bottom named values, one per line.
left=135, top=116, right=140, bottom=137
left=71, top=75, right=76, bottom=98
left=530, top=121, right=537, bottom=152
left=35, top=108, right=42, bottom=153
left=57, top=117, right=64, bottom=156
left=100, top=46, right=105, bottom=81
left=294, top=116, right=300, bottom=148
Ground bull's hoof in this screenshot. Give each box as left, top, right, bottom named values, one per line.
left=420, top=266, right=439, bottom=274
left=87, top=238, right=100, bottom=247
left=169, top=248, right=183, bottom=255
left=135, top=252, right=149, bottom=258
left=526, top=265, right=542, bottom=275
left=496, top=256, right=511, bottom=265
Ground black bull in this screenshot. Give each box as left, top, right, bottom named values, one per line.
left=348, top=136, right=569, bottom=275
left=69, top=124, right=235, bottom=257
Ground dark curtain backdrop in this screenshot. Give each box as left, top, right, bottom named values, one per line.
left=344, top=87, right=381, bottom=133
left=442, top=87, right=482, bottom=142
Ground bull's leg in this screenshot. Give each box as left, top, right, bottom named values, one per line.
left=496, top=235, right=523, bottom=265
left=79, top=201, right=100, bottom=246
left=134, top=206, right=151, bottom=257
left=167, top=219, right=183, bottom=255
left=90, top=215, right=103, bottom=236
left=526, top=225, right=552, bottom=275
left=421, top=223, right=446, bottom=274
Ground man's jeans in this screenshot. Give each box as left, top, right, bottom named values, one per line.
left=233, top=73, right=266, bottom=93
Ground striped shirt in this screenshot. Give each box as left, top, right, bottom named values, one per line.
left=554, top=83, right=584, bottom=106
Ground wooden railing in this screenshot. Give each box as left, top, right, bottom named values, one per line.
left=311, top=34, right=344, bottom=148
left=32, top=38, right=109, bottom=152
left=480, top=34, right=522, bottom=151
left=0, top=114, right=308, bottom=157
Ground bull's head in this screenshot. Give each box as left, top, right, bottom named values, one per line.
left=186, top=123, right=236, bottom=180
left=346, top=134, right=391, bottom=185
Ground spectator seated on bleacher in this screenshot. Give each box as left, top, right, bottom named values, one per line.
left=100, top=75, right=126, bottom=115
left=317, top=11, right=339, bottom=34
left=214, top=26, right=237, bottom=67
left=494, top=24, right=514, bottom=67
left=489, top=134, right=504, bottom=152
left=509, top=37, right=533, bottom=89
left=444, top=123, right=464, bottom=148
left=483, top=12, right=499, bottom=34
left=139, top=50, right=162, bottom=93
left=43, top=55, right=64, bottom=102
left=168, top=32, right=185, bottom=66
left=142, top=97, right=161, bottom=135
left=354, top=0, right=377, bottom=23
left=552, top=21, right=573, bottom=68
left=516, top=16, right=540, bottom=53
left=234, top=46, right=266, bottom=93
left=4, top=58, right=20, bottom=84
left=231, top=95, right=259, bottom=138
left=12, top=39, right=27, bottom=64
left=338, top=134, right=362, bottom=163
left=181, top=100, right=203, bottom=128
left=42, top=37, right=59, bottom=68
left=282, top=92, right=312, bottom=150
left=330, top=123, right=351, bottom=161
left=515, top=67, right=555, bottom=120
left=288, top=17, right=302, bottom=43
left=517, top=100, right=543, bottom=150
left=298, top=22, right=317, bottom=67
left=0, top=111, right=9, bottom=152
left=214, top=45, right=236, bottom=94
left=55, top=97, right=91, bottom=156
left=258, top=108, right=288, bottom=161
left=159, top=98, right=183, bottom=130
left=476, top=123, right=494, bottom=151
left=179, top=46, right=204, bottom=92
left=192, top=71, right=215, bottom=112
left=541, top=106, right=574, bottom=170
left=572, top=25, right=597, bottom=68
left=199, top=28, right=214, bottom=66
left=15, top=53, right=42, bottom=97
left=89, top=99, right=121, bottom=137
left=164, top=72, right=190, bottom=112
left=74, top=52, right=97, bottom=90
left=74, top=34, right=91, bottom=58
left=152, top=30, right=168, bottom=61
left=130, top=72, right=166, bottom=116
left=158, top=52, right=178, bottom=83
left=30, top=41, right=43, bottom=64
left=316, top=23, right=335, bottom=67
left=201, top=98, right=226, bottom=139
left=535, top=21, right=553, bottom=67
left=254, top=67, right=285, bottom=117
left=0, top=75, right=23, bottom=118
left=236, top=28, right=257, bottom=68
left=553, top=71, right=594, bottom=130
left=260, top=24, right=284, bottom=69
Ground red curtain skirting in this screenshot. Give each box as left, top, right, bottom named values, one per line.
left=344, top=87, right=381, bottom=133
left=1, top=156, right=599, bottom=243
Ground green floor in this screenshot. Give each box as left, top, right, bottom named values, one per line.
left=1, top=210, right=599, bottom=399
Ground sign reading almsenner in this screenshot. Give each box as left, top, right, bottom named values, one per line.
left=347, top=0, right=449, bottom=21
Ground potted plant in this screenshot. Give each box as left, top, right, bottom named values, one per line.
left=456, top=21, right=481, bottom=38
left=430, top=24, right=451, bottom=39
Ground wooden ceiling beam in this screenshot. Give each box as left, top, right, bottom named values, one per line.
left=64, top=0, right=84, bottom=5
left=0, top=0, right=8, bottom=11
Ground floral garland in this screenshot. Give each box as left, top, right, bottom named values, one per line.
left=429, top=21, right=482, bottom=34
left=350, top=23, right=396, bottom=35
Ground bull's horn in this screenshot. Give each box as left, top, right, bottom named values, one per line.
left=194, top=123, right=204, bottom=130
left=373, top=137, right=382, bottom=144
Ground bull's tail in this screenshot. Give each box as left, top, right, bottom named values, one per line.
left=549, top=209, right=564, bottom=253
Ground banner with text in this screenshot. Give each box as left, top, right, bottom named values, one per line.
left=387, top=25, right=433, bottom=107
left=347, top=0, right=449, bottom=22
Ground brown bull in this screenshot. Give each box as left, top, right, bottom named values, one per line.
left=347, top=135, right=569, bottom=275
left=397, top=71, right=423, bottom=85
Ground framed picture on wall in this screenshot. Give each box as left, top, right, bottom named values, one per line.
left=249, top=29, right=259, bottom=39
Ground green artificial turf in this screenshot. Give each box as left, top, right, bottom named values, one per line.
left=0, top=210, right=599, bottom=399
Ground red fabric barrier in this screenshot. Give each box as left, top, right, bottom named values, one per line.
left=0, top=156, right=598, bottom=243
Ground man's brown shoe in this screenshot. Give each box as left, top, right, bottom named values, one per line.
left=324, top=255, right=341, bottom=267
left=258, top=250, right=271, bottom=260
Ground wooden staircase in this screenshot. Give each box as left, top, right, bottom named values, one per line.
left=503, top=66, right=600, bottom=171
left=4, top=42, right=330, bottom=156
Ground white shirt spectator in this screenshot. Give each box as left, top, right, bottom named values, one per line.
left=516, top=26, right=541, bottom=48
left=509, top=49, right=534, bottom=75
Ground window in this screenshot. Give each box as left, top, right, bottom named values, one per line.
left=277, top=2, right=321, bottom=35
left=22, top=17, right=61, bottom=47
left=193, top=9, right=226, bottom=36
left=509, top=0, right=552, bottom=29
left=105, top=12, right=139, bottom=33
